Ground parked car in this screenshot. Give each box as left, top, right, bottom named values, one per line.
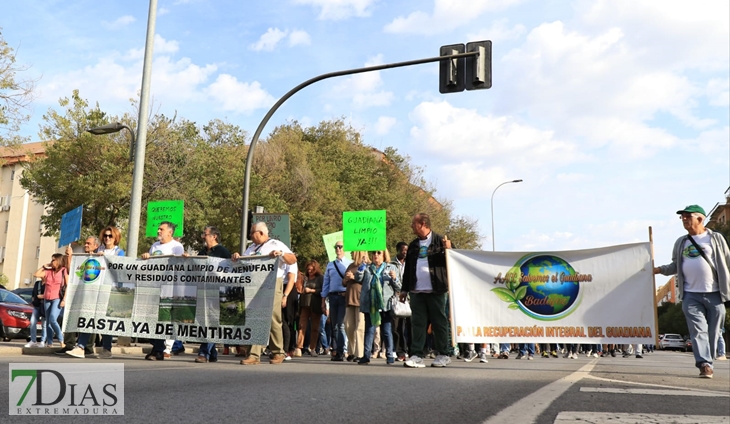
left=11, top=287, right=33, bottom=303
left=659, top=333, right=686, bottom=351
left=0, top=289, right=33, bottom=341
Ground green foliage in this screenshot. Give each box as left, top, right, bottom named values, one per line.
left=20, top=92, right=481, bottom=262
left=657, top=302, right=689, bottom=336
left=0, top=29, right=36, bottom=145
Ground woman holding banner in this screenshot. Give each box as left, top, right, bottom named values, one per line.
left=66, top=226, right=126, bottom=359
left=356, top=249, right=400, bottom=365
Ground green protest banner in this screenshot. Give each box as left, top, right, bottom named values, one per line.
left=252, top=213, right=291, bottom=248
left=342, top=210, right=386, bottom=251
left=146, top=200, right=184, bottom=237
left=322, top=231, right=351, bottom=262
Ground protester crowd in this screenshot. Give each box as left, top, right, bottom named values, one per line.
left=24, top=206, right=729, bottom=380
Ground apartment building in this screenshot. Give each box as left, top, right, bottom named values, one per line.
left=0, top=142, right=62, bottom=290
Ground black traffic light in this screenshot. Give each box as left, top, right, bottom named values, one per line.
left=465, top=41, right=492, bottom=90
left=439, top=44, right=465, bottom=93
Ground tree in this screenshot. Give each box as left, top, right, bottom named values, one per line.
left=0, top=29, right=36, bottom=145
left=21, top=94, right=480, bottom=261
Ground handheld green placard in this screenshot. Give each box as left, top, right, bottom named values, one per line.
left=146, top=200, right=184, bottom=237
left=342, top=210, right=386, bottom=251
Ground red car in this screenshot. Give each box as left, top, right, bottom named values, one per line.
left=0, top=289, right=34, bottom=341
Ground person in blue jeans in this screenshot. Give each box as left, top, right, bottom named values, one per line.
left=517, top=343, right=535, bottom=360
left=191, top=226, right=231, bottom=364
left=655, top=204, right=729, bottom=379
left=24, top=279, right=46, bottom=348
left=33, top=253, right=67, bottom=348
left=356, top=250, right=400, bottom=365
left=321, top=241, right=352, bottom=361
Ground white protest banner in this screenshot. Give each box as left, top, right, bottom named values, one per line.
left=447, top=243, right=656, bottom=344
left=62, top=255, right=279, bottom=345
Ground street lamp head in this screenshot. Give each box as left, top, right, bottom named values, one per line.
left=87, top=122, right=128, bottom=135
left=513, top=179, right=523, bottom=183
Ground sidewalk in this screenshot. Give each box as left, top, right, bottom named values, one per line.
left=0, top=339, right=200, bottom=356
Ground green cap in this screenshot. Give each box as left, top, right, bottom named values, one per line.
left=676, top=204, right=706, bottom=216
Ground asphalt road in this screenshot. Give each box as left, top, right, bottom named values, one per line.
left=0, top=348, right=728, bottom=423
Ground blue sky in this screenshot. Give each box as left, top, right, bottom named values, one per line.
left=2, top=0, right=729, bottom=277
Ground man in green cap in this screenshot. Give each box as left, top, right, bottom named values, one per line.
left=654, top=205, right=730, bottom=379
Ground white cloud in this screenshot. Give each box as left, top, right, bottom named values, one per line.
left=467, top=18, right=526, bottom=43
left=154, top=34, right=180, bottom=54
left=288, top=30, right=311, bottom=47
left=293, top=0, right=376, bottom=20
left=206, top=74, right=275, bottom=114
left=373, top=116, right=396, bottom=135
left=158, top=7, right=170, bottom=16
left=101, top=15, right=136, bottom=30
left=706, top=78, right=730, bottom=107
left=408, top=100, right=591, bottom=197
left=384, top=0, right=523, bottom=34
left=330, top=54, right=395, bottom=107
left=250, top=28, right=288, bottom=52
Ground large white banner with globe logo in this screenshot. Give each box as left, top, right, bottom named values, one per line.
left=447, top=243, right=656, bottom=344
left=62, top=254, right=279, bottom=345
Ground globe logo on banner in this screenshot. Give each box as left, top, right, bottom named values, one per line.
left=81, top=258, right=102, bottom=283
left=492, top=254, right=589, bottom=321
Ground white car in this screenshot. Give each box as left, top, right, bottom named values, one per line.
left=659, top=333, right=686, bottom=351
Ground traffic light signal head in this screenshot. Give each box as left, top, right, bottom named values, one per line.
left=439, top=44, right=465, bottom=93
left=466, top=41, right=491, bottom=90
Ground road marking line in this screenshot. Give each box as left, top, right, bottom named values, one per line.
left=580, top=387, right=729, bottom=397
left=482, top=360, right=597, bottom=424
left=583, top=375, right=727, bottom=394
left=554, top=411, right=730, bottom=423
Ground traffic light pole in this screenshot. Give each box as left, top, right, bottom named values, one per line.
left=239, top=50, right=479, bottom=252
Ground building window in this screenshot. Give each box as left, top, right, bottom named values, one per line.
left=4, top=221, right=7, bottom=233
left=10, top=170, right=15, bottom=181
left=36, top=246, right=40, bottom=259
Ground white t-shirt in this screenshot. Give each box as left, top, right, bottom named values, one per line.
left=242, top=238, right=293, bottom=279
left=148, top=240, right=185, bottom=256
left=681, top=232, right=718, bottom=293
left=413, top=232, right=433, bottom=292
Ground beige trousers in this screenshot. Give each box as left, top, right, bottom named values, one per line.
left=344, top=305, right=365, bottom=358
left=250, top=277, right=284, bottom=359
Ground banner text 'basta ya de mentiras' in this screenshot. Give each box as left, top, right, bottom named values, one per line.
left=62, top=255, right=279, bottom=345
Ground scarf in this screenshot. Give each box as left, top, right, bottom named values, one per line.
left=369, top=263, right=386, bottom=326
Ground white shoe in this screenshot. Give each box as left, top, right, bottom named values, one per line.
left=592, top=353, right=599, bottom=358
left=404, top=355, right=425, bottom=368
left=66, top=346, right=86, bottom=359
left=586, top=350, right=592, bottom=357
left=478, top=352, right=489, bottom=363
left=570, top=353, right=577, bottom=359
left=24, top=341, right=36, bottom=348
left=564, top=351, right=570, bottom=358
left=431, top=355, right=451, bottom=367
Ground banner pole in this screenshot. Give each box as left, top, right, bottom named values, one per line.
left=649, top=226, right=660, bottom=347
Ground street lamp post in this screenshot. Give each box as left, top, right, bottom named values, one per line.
left=491, top=179, right=523, bottom=251
left=87, top=122, right=136, bottom=162
left=87, top=0, right=157, bottom=259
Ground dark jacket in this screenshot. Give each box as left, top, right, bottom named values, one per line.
left=402, top=231, right=450, bottom=295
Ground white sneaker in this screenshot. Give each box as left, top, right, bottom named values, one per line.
left=479, top=352, right=489, bottom=363
left=431, top=355, right=451, bottom=367
left=564, top=351, right=570, bottom=358
left=66, top=346, right=86, bottom=359
left=404, top=355, right=425, bottom=368
left=570, top=353, right=577, bottom=359
left=24, top=341, right=36, bottom=348
left=586, top=350, right=592, bottom=357
left=592, top=353, right=599, bottom=358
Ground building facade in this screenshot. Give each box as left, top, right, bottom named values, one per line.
left=0, top=142, right=63, bottom=290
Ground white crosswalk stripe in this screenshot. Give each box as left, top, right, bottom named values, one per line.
left=554, top=411, right=730, bottom=423
left=579, top=387, right=730, bottom=397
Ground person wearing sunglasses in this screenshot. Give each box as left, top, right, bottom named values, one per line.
left=356, top=249, right=400, bottom=365
left=66, top=226, right=125, bottom=359
left=321, top=241, right=352, bottom=361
